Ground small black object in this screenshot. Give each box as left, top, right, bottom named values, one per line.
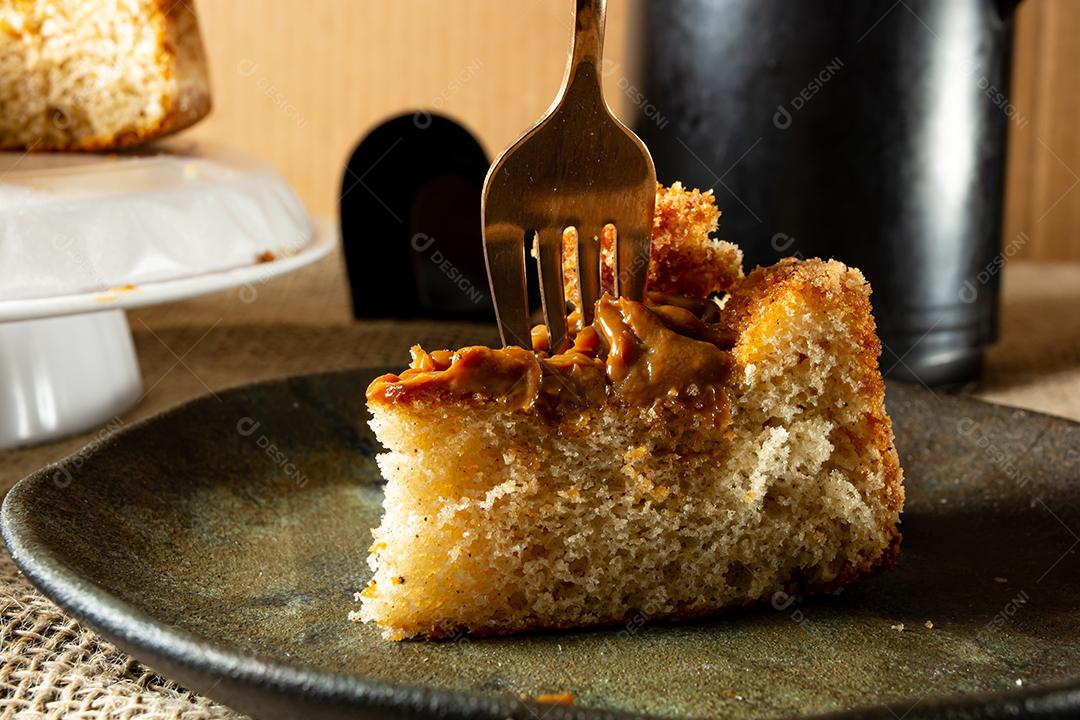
left=631, top=0, right=1022, bottom=387
left=340, top=113, right=494, bottom=321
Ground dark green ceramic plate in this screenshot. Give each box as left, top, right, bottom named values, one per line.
left=3, top=368, right=1080, bottom=720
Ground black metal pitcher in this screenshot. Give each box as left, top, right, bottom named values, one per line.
left=630, top=0, right=1022, bottom=386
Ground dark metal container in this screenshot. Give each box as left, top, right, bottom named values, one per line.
left=630, top=0, right=1021, bottom=386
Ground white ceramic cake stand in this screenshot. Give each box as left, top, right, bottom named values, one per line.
left=0, top=144, right=334, bottom=450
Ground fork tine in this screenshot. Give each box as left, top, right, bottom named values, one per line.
left=482, top=225, right=532, bottom=348
left=576, top=228, right=602, bottom=325
left=614, top=218, right=652, bottom=302
left=533, top=230, right=568, bottom=353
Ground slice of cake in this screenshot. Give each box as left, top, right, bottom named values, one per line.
left=0, top=0, right=211, bottom=151
left=360, top=183, right=904, bottom=640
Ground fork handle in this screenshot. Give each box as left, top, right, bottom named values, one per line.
left=567, top=0, right=607, bottom=89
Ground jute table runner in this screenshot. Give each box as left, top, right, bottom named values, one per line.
left=1, top=250, right=1077, bottom=718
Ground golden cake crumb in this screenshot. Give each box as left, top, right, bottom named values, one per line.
left=534, top=692, right=574, bottom=705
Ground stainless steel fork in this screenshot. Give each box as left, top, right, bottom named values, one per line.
left=481, top=0, right=656, bottom=352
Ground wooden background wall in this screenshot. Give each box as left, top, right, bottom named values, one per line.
left=186, top=0, right=1079, bottom=261
left=1002, top=0, right=1080, bottom=260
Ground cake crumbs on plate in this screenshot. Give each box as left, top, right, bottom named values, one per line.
left=256, top=250, right=276, bottom=263
left=96, top=284, right=138, bottom=303
left=532, top=692, right=574, bottom=705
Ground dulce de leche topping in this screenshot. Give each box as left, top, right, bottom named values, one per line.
left=366, top=294, right=735, bottom=415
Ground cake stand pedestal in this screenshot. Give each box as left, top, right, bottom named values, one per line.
left=0, top=311, right=141, bottom=449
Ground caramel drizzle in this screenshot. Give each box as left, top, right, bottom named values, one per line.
left=367, top=294, right=735, bottom=415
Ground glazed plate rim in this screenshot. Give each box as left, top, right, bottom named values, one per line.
left=3, top=369, right=1080, bottom=720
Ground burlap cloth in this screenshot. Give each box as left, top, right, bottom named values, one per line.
left=1, top=247, right=1078, bottom=718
